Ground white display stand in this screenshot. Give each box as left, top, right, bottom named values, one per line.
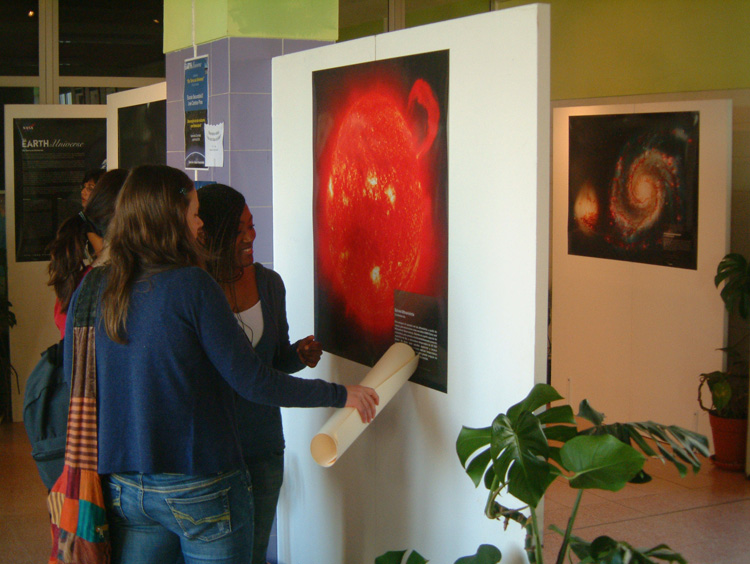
left=272, top=4, right=550, bottom=562
left=551, top=100, right=732, bottom=442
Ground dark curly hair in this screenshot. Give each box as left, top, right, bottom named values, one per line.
left=197, top=183, right=247, bottom=285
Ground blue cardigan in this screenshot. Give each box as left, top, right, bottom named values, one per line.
left=64, top=266, right=347, bottom=475
left=236, top=263, right=305, bottom=458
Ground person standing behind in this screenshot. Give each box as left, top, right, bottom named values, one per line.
left=63, top=165, right=378, bottom=564
left=48, top=168, right=128, bottom=337
left=80, top=168, right=105, bottom=208
left=198, top=184, right=322, bottom=564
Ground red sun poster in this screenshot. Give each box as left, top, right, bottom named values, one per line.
left=313, top=50, right=449, bottom=392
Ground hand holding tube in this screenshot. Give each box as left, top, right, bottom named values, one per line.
left=344, top=385, right=380, bottom=423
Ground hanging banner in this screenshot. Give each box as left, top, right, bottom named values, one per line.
left=13, top=118, right=106, bottom=262
left=184, top=55, right=208, bottom=169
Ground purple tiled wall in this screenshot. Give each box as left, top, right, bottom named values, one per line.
left=166, top=37, right=330, bottom=265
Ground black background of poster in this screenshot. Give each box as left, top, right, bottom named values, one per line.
left=13, top=118, right=106, bottom=262
left=118, top=100, right=166, bottom=169
left=568, top=112, right=699, bottom=269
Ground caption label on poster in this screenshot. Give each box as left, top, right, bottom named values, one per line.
left=394, top=290, right=447, bottom=392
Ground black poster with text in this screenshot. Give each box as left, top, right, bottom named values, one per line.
left=13, top=118, right=106, bottom=262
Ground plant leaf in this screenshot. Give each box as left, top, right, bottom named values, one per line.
left=537, top=404, right=576, bottom=425
left=562, top=435, right=645, bottom=491
left=376, top=550, right=429, bottom=564
left=491, top=411, right=552, bottom=506
left=464, top=447, right=493, bottom=488
left=507, top=452, right=557, bottom=506
left=709, top=378, right=732, bottom=411
left=457, top=426, right=492, bottom=468
left=543, top=424, right=578, bottom=443
left=454, top=544, right=502, bottom=564
left=568, top=534, right=687, bottom=564
left=581, top=419, right=708, bottom=476
left=507, top=384, right=564, bottom=421
left=405, top=552, right=429, bottom=564
left=577, top=399, right=605, bottom=426
left=715, top=253, right=750, bottom=319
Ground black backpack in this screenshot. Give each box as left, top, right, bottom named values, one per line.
left=23, top=341, right=69, bottom=490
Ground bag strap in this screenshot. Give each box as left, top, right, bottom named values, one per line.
left=63, top=268, right=105, bottom=472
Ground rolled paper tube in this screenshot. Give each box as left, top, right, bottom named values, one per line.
left=310, top=342, right=419, bottom=467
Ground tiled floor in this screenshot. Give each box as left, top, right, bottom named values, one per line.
left=542, top=452, right=750, bottom=564
left=2, top=420, right=749, bottom=564
left=0, top=422, right=51, bottom=564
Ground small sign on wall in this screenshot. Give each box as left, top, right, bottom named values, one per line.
left=184, top=55, right=208, bottom=170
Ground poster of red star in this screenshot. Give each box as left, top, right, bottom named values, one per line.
left=313, top=50, right=449, bottom=392
left=568, top=112, right=699, bottom=269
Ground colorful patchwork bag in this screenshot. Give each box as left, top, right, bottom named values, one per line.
left=47, top=268, right=110, bottom=564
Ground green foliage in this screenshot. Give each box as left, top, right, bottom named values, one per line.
left=700, top=253, right=750, bottom=421
left=698, top=370, right=748, bottom=419
left=715, top=253, right=750, bottom=320
left=377, top=384, right=709, bottom=564
left=563, top=531, right=687, bottom=564
left=376, top=550, right=429, bottom=564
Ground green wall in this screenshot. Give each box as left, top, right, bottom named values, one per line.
left=339, top=0, right=750, bottom=100
left=546, top=0, right=750, bottom=99
left=164, top=0, right=337, bottom=52
left=165, top=0, right=750, bottom=100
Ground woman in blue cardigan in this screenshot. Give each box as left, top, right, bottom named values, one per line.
left=198, top=183, right=322, bottom=564
left=64, top=166, right=378, bottom=564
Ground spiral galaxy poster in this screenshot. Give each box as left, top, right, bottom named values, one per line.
left=568, top=112, right=699, bottom=269
left=312, top=50, right=449, bottom=391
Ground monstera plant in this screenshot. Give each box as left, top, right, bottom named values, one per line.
left=376, top=384, right=709, bottom=564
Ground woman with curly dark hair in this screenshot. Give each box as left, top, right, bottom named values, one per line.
left=199, top=183, right=323, bottom=564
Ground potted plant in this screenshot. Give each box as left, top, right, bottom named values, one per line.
left=377, top=384, right=709, bottom=564
left=700, top=253, right=750, bottom=470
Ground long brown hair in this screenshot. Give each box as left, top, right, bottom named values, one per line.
left=47, top=168, right=128, bottom=312
left=102, top=165, right=201, bottom=343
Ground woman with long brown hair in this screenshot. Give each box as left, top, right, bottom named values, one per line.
left=63, top=165, right=378, bottom=564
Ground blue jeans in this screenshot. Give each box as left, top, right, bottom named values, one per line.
left=103, top=469, right=254, bottom=564
left=246, top=451, right=284, bottom=564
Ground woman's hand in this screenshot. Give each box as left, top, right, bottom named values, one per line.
left=345, top=385, right=380, bottom=423
left=297, top=335, right=323, bottom=367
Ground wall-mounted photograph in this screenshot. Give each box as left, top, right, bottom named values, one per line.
left=313, top=50, right=449, bottom=391
left=568, top=111, right=699, bottom=269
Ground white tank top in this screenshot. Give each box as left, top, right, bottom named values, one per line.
left=236, top=300, right=264, bottom=347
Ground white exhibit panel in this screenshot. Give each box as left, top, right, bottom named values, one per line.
left=272, top=5, right=550, bottom=563
left=551, top=100, right=732, bottom=443
left=4, top=104, right=107, bottom=422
